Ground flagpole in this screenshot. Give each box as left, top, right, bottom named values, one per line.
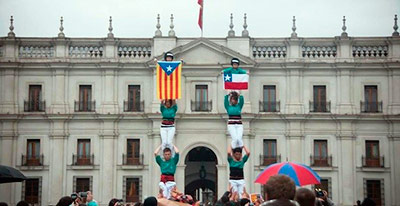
left=201, top=0, right=204, bottom=37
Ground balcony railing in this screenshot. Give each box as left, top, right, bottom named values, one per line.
left=310, top=155, right=332, bottom=167
left=309, top=101, right=331, bottom=113
left=24, top=100, right=46, bottom=112
left=21, top=154, right=44, bottom=166
left=360, top=101, right=383, bottom=113
left=122, top=154, right=144, bottom=165
left=362, top=155, right=384, bottom=168
left=259, top=101, right=280, bottom=112
left=259, top=154, right=281, bottom=166
left=191, top=101, right=212, bottom=112
left=72, top=154, right=94, bottom=166
left=123, top=101, right=144, bottom=112
left=74, top=100, right=96, bottom=112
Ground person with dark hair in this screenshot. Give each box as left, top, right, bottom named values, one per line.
left=360, top=197, right=376, bottom=206
left=227, top=144, right=250, bottom=199
left=154, top=144, right=180, bottom=199
left=55, top=196, right=74, bottom=206
left=144, top=197, right=158, bottom=206
left=108, top=198, right=123, bottom=206
left=224, top=91, right=245, bottom=149
left=295, top=188, right=315, bottom=206
left=0, top=202, right=8, bottom=206
left=261, top=175, right=297, bottom=206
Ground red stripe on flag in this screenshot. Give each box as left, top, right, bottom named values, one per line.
left=224, top=82, right=248, bottom=90
left=169, top=71, right=173, bottom=99
left=164, top=71, right=168, bottom=99
left=175, top=66, right=178, bottom=99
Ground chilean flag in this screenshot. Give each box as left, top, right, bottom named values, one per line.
left=224, top=72, right=249, bottom=90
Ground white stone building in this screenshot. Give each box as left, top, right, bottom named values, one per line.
left=0, top=15, right=400, bottom=206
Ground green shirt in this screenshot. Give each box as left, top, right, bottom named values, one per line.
left=228, top=155, right=249, bottom=168
left=160, top=104, right=178, bottom=120
left=223, top=67, right=247, bottom=74
left=224, top=95, right=244, bottom=116
left=155, top=153, right=179, bottom=175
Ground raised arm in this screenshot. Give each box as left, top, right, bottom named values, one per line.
left=227, top=144, right=233, bottom=157
left=238, top=95, right=244, bottom=109
left=224, top=94, right=230, bottom=110
left=243, top=145, right=250, bottom=157
left=173, top=145, right=179, bottom=154
left=154, top=145, right=162, bottom=157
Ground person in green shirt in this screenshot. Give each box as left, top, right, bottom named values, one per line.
left=227, top=145, right=250, bottom=199
left=154, top=144, right=179, bottom=199
left=224, top=91, right=244, bottom=149
left=223, top=58, right=247, bottom=74
left=160, top=99, right=178, bottom=153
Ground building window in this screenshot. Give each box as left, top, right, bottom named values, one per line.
left=362, top=85, right=381, bottom=113
left=75, top=85, right=95, bottom=112
left=25, top=85, right=45, bottom=112
left=312, top=140, right=330, bottom=166
left=24, top=178, right=40, bottom=205
left=124, top=139, right=141, bottom=165
left=75, top=139, right=91, bottom=165
left=363, top=140, right=382, bottom=167
left=262, top=139, right=278, bottom=165
left=125, top=85, right=143, bottom=112
left=125, top=177, right=141, bottom=203
left=74, top=177, right=92, bottom=193
left=192, top=85, right=211, bottom=111
left=311, top=86, right=329, bottom=112
left=261, top=85, right=279, bottom=112
left=365, top=180, right=383, bottom=206
left=25, top=139, right=41, bottom=166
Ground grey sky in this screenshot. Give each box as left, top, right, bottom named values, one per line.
left=0, top=0, right=399, bottom=38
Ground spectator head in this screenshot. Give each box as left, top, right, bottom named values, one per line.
left=163, top=147, right=172, bottom=161
left=56, top=196, right=74, bottom=206
left=0, top=202, right=8, bottom=206
left=87, top=191, right=93, bottom=202
left=361, top=197, right=376, bottom=206
left=264, top=175, right=296, bottom=201
left=220, top=191, right=231, bottom=204
left=232, top=147, right=243, bottom=160
left=295, top=188, right=315, bottom=206
left=143, top=197, right=157, bottom=206
left=240, top=198, right=250, bottom=206
left=108, top=198, right=123, bottom=206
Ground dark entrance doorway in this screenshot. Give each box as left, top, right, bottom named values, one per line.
left=185, top=146, right=218, bottom=204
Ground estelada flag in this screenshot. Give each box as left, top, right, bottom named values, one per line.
left=157, top=61, right=182, bottom=99
left=223, top=72, right=248, bottom=90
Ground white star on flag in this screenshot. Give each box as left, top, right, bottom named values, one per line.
left=166, top=65, right=173, bottom=72
left=224, top=75, right=231, bottom=81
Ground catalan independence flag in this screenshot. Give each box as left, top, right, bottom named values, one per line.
left=157, top=61, right=182, bottom=99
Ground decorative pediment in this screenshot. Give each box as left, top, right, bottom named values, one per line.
left=150, top=38, right=255, bottom=65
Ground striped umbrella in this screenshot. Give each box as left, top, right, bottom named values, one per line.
left=254, top=162, right=320, bottom=186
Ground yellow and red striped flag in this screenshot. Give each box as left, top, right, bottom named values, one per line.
left=156, top=61, right=182, bottom=100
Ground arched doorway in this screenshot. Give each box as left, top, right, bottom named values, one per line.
left=185, top=146, right=218, bottom=204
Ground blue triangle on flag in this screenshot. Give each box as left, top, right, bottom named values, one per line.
left=158, top=61, right=181, bottom=76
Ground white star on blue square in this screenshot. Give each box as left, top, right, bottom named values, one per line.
left=224, top=73, right=232, bottom=82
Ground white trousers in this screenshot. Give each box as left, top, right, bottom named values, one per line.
left=159, top=181, right=176, bottom=199
left=229, top=179, right=246, bottom=199
left=160, top=126, right=175, bottom=150
left=228, top=124, right=244, bottom=148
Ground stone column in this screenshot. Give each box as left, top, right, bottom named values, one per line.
left=50, top=68, right=68, bottom=113
left=338, top=68, right=354, bottom=114
left=99, top=120, right=117, bottom=203
left=388, top=69, right=400, bottom=114
left=285, top=69, right=304, bottom=114
left=48, top=120, right=67, bottom=205
left=100, top=68, right=118, bottom=114
left=216, top=165, right=227, bottom=199
left=389, top=136, right=400, bottom=204
left=337, top=135, right=356, bottom=206
left=1, top=68, right=18, bottom=114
